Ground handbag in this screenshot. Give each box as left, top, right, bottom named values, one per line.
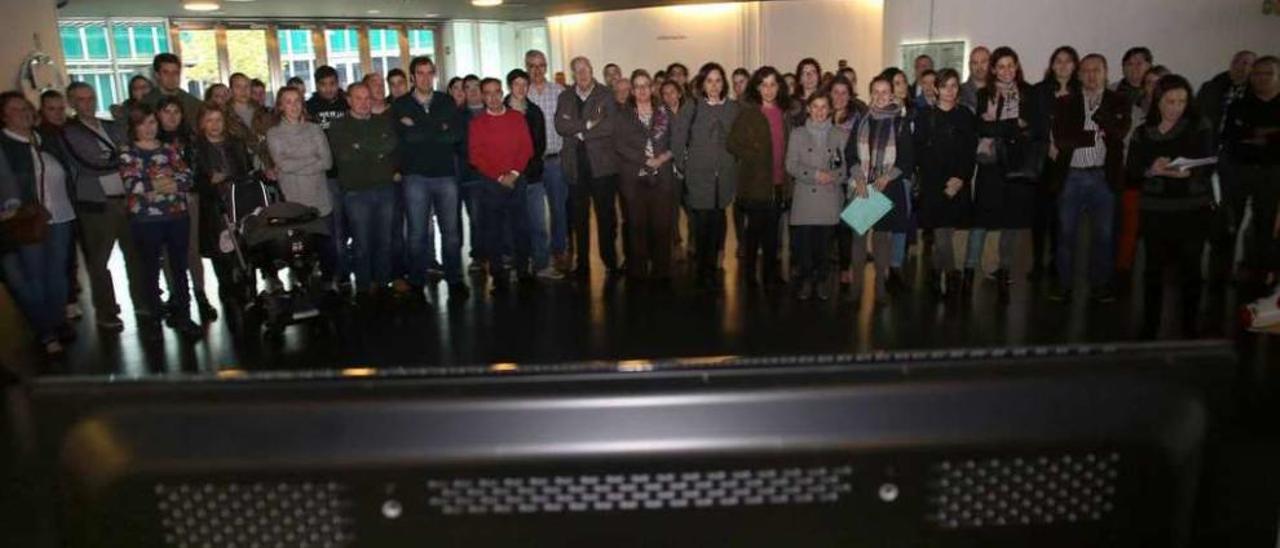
left=1, top=140, right=54, bottom=249
left=0, top=202, right=52, bottom=248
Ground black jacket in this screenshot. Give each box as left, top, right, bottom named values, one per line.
left=1050, top=89, right=1132, bottom=192
left=390, top=91, right=464, bottom=178
left=0, top=129, right=76, bottom=207
left=507, top=97, right=547, bottom=183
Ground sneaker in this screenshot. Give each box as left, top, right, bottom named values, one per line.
left=391, top=278, right=413, bottom=294
left=1047, top=283, right=1072, bottom=303
left=44, top=340, right=65, bottom=359
left=197, top=297, right=219, bottom=323
left=795, top=280, right=813, bottom=301
left=65, top=303, right=83, bottom=320
left=171, top=318, right=204, bottom=340
left=536, top=266, right=565, bottom=281
left=56, top=324, right=78, bottom=343
left=816, top=280, right=831, bottom=301
left=97, top=316, right=125, bottom=333
left=1091, top=285, right=1117, bottom=304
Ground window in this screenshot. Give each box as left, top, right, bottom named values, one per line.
left=514, top=24, right=549, bottom=65
left=409, top=28, right=435, bottom=57
left=370, top=28, right=401, bottom=77
left=60, top=18, right=173, bottom=117
left=179, top=29, right=219, bottom=98
left=278, top=29, right=316, bottom=91
left=325, top=28, right=362, bottom=87
left=478, top=23, right=505, bottom=80
left=226, top=29, right=271, bottom=86
left=450, top=22, right=477, bottom=78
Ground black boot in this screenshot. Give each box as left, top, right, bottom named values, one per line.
left=928, top=269, right=943, bottom=298
left=1180, top=283, right=1203, bottom=338
left=945, top=270, right=963, bottom=299
left=961, top=268, right=976, bottom=295
left=195, top=294, right=218, bottom=323
left=887, top=267, right=906, bottom=293
left=994, top=268, right=1011, bottom=302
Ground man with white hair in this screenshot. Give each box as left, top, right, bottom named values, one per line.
left=554, top=56, right=621, bottom=276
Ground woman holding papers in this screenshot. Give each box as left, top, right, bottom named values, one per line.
left=914, top=69, right=978, bottom=299
left=1126, top=74, right=1215, bottom=339
left=843, top=75, right=915, bottom=305
left=785, top=93, right=848, bottom=301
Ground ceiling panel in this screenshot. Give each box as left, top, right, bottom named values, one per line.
left=58, top=0, right=746, bottom=21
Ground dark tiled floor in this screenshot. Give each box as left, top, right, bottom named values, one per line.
left=4, top=229, right=1273, bottom=378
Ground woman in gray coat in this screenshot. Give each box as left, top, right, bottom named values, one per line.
left=671, top=62, right=739, bottom=290
left=786, top=93, right=848, bottom=301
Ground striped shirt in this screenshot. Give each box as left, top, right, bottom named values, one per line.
left=527, top=79, right=565, bottom=156
left=1071, top=91, right=1107, bottom=169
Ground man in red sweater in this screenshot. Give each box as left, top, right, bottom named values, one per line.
left=469, top=77, right=534, bottom=291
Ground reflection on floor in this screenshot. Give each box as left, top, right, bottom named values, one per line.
left=7, top=227, right=1270, bottom=378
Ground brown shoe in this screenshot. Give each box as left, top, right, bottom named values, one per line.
left=391, top=278, right=413, bottom=294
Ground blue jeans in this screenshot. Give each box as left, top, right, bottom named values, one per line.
left=479, top=178, right=530, bottom=271
left=543, top=158, right=569, bottom=255
left=327, top=178, right=351, bottom=283
left=461, top=178, right=484, bottom=261
left=132, top=217, right=191, bottom=316
left=526, top=182, right=551, bottom=270
left=965, top=228, right=987, bottom=269
left=1056, top=168, right=1116, bottom=288
left=404, top=175, right=462, bottom=285
left=390, top=181, right=407, bottom=277
left=892, top=233, right=908, bottom=268
left=2, top=221, right=72, bottom=341
left=344, top=185, right=397, bottom=290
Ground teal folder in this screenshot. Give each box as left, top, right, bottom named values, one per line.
left=840, top=187, right=894, bottom=235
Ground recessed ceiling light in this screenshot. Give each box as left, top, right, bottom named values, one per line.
left=472, top=0, right=503, bottom=6
left=183, top=2, right=220, bottom=11
left=367, top=9, right=381, bottom=14
left=424, top=13, right=439, bottom=17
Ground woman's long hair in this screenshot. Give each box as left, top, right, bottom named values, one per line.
left=1041, top=45, right=1081, bottom=94
left=692, top=62, right=729, bottom=102
left=741, top=65, right=791, bottom=112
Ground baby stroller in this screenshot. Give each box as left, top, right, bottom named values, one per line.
left=216, top=177, right=330, bottom=338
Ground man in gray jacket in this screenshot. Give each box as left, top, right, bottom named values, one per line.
left=555, top=56, right=620, bottom=275
left=61, top=82, right=147, bottom=331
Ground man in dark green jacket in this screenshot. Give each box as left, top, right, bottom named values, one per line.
left=328, top=83, right=398, bottom=298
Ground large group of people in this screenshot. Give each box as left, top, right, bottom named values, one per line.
left=0, top=42, right=1276, bottom=360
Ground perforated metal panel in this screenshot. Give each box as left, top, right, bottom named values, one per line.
left=928, top=452, right=1120, bottom=530
left=426, top=465, right=855, bottom=515
left=153, top=481, right=353, bottom=547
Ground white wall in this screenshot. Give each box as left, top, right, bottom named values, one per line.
left=761, top=0, right=882, bottom=85
left=549, top=4, right=748, bottom=78
left=3, top=0, right=65, bottom=99
left=883, top=0, right=1276, bottom=87
left=547, top=0, right=883, bottom=89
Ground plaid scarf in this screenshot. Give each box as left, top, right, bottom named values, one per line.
left=856, top=103, right=901, bottom=181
